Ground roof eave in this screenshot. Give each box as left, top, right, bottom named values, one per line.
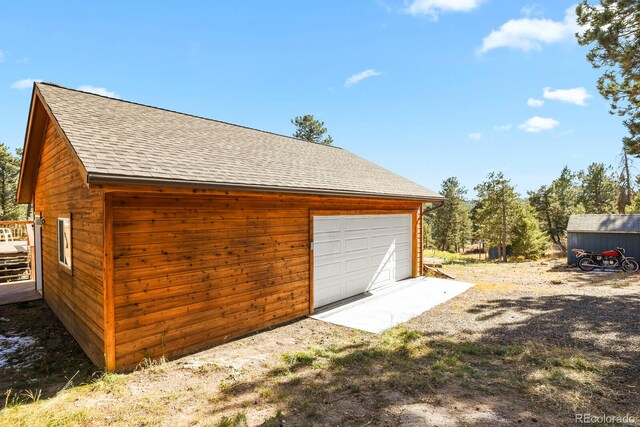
left=16, top=87, right=47, bottom=204
left=87, top=173, right=446, bottom=202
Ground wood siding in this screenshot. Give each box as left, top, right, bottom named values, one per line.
left=111, top=192, right=421, bottom=369
left=34, top=121, right=105, bottom=366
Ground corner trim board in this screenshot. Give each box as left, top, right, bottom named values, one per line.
left=103, top=192, right=116, bottom=371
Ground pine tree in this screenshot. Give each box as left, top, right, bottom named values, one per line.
left=528, top=166, right=581, bottom=249
left=291, top=115, right=334, bottom=145
left=429, top=177, right=471, bottom=252
left=473, top=172, right=520, bottom=262
left=629, top=193, right=640, bottom=213
left=510, top=202, right=548, bottom=260
left=0, top=144, right=23, bottom=220
left=578, top=163, right=618, bottom=214
left=577, top=1, right=640, bottom=156
left=617, top=150, right=636, bottom=213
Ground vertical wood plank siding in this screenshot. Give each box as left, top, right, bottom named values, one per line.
left=34, top=122, right=105, bottom=366
left=112, top=193, right=421, bottom=369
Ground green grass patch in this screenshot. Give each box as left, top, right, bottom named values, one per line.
left=216, top=412, right=248, bottom=427
left=424, top=250, right=483, bottom=264
left=493, top=345, right=524, bottom=357
left=552, top=356, right=600, bottom=372
left=281, top=351, right=316, bottom=367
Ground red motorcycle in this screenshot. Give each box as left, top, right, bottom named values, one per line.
left=572, top=247, right=639, bottom=272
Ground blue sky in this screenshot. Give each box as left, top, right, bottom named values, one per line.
left=0, top=1, right=629, bottom=197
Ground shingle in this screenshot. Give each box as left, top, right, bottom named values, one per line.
left=36, top=83, right=443, bottom=200
left=567, top=214, right=640, bottom=234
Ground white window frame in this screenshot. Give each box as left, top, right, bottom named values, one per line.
left=57, top=217, right=72, bottom=272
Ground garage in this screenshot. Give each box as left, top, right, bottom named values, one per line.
left=313, top=214, right=412, bottom=308
left=18, top=82, right=445, bottom=370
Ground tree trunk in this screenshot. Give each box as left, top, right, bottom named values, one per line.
left=501, top=191, right=508, bottom=262
left=542, top=191, right=557, bottom=245
left=0, top=169, right=6, bottom=220
left=622, top=151, right=633, bottom=213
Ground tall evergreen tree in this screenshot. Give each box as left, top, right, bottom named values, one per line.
left=578, top=163, right=618, bottom=214
left=510, top=202, right=548, bottom=260
left=528, top=166, right=581, bottom=249
left=629, top=192, right=640, bottom=213
left=617, top=150, right=636, bottom=213
left=473, top=172, right=519, bottom=262
left=577, top=1, right=640, bottom=155
left=0, top=144, right=22, bottom=220
left=429, top=177, right=471, bottom=252
left=291, top=114, right=334, bottom=145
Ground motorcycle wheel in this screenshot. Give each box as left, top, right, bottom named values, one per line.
left=578, top=257, right=597, bottom=272
left=621, top=259, right=639, bottom=273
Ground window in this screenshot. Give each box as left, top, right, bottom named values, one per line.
left=57, top=217, right=72, bottom=270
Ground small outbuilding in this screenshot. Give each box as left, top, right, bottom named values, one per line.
left=17, top=83, right=444, bottom=371
left=567, top=214, right=640, bottom=264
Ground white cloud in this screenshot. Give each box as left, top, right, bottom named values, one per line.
left=493, top=124, right=512, bottom=131
left=344, top=69, right=382, bottom=87
left=468, top=132, right=482, bottom=140
left=543, top=86, right=591, bottom=106
left=405, top=0, right=482, bottom=19
left=518, top=116, right=559, bottom=133
left=478, top=5, right=578, bottom=54
left=10, top=78, right=41, bottom=90
left=78, top=85, right=119, bottom=98
left=0, top=50, right=4, bottom=63
left=527, top=97, right=544, bottom=107
left=520, top=4, right=544, bottom=18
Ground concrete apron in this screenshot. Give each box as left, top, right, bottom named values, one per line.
left=309, top=276, right=474, bottom=333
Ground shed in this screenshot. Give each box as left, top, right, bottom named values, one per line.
left=17, top=83, right=444, bottom=371
left=566, top=214, right=640, bottom=264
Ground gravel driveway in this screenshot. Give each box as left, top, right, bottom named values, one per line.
left=1, top=259, right=638, bottom=427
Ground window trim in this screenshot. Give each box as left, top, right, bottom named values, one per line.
left=57, top=216, right=73, bottom=272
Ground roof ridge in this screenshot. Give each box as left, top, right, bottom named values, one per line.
left=36, top=81, right=344, bottom=150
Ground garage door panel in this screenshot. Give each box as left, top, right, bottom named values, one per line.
left=345, top=236, right=369, bottom=252
left=315, top=260, right=341, bottom=280
left=344, top=217, right=369, bottom=231
left=314, top=239, right=341, bottom=256
left=344, top=256, right=368, bottom=274
left=370, top=234, right=394, bottom=248
left=313, top=214, right=412, bottom=308
left=371, top=216, right=396, bottom=229
left=369, top=245, right=398, bottom=259
left=396, top=248, right=410, bottom=261
left=396, top=268, right=411, bottom=279
left=392, top=232, right=410, bottom=243
left=315, top=217, right=342, bottom=233
left=314, top=283, right=343, bottom=307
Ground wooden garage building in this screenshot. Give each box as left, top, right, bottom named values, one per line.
left=17, top=83, right=444, bottom=371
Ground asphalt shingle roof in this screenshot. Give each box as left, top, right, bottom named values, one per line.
left=567, top=214, right=640, bottom=234
left=36, top=83, right=443, bottom=201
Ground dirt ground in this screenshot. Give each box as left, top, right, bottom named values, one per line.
left=1, top=259, right=639, bottom=426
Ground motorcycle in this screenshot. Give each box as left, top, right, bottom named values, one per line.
left=572, top=247, right=639, bottom=272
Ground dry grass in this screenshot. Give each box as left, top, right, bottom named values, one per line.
left=1, top=260, right=638, bottom=426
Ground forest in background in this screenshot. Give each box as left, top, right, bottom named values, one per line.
left=0, top=143, right=29, bottom=221
left=425, top=151, right=639, bottom=261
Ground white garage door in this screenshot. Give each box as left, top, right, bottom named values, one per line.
left=313, top=214, right=412, bottom=308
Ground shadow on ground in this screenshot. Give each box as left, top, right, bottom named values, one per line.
left=0, top=300, right=97, bottom=401
left=1, top=291, right=639, bottom=426
left=546, top=264, right=640, bottom=288
left=211, top=293, right=640, bottom=426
